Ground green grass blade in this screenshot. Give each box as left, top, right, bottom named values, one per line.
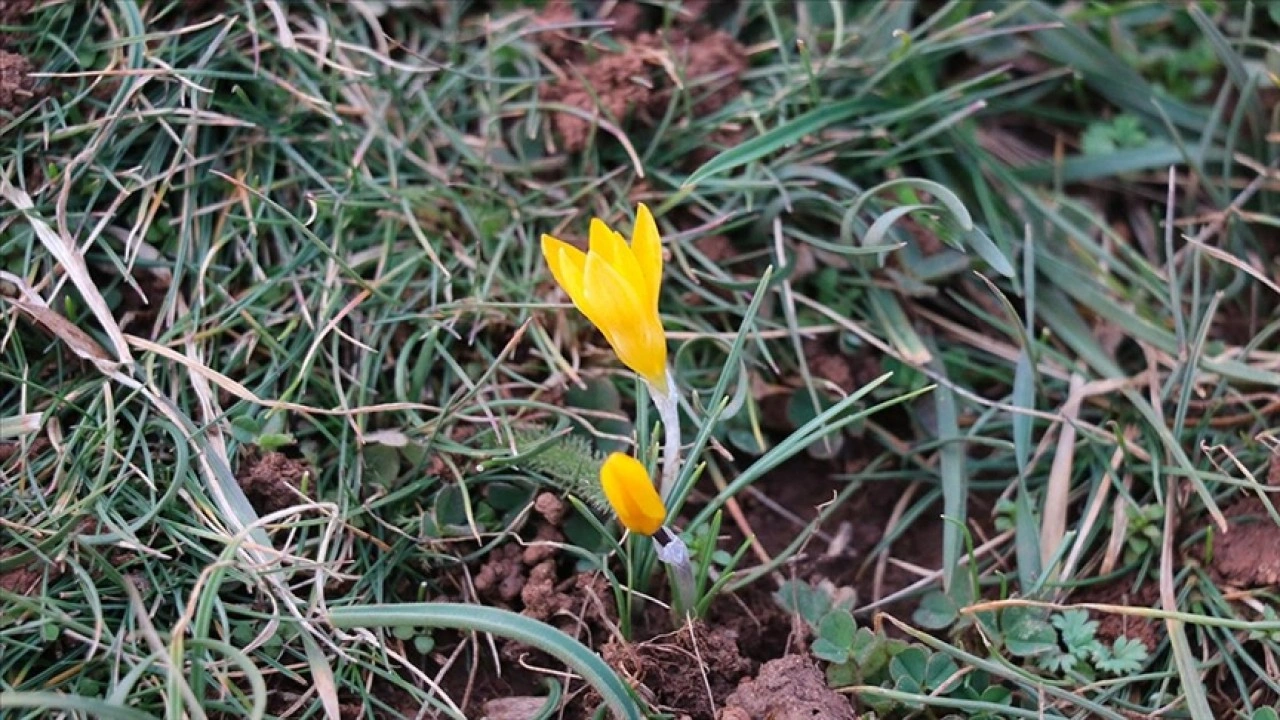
left=931, top=357, right=966, bottom=593
left=682, top=99, right=865, bottom=187
left=1012, top=350, right=1034, bottom=474
left=964, top=226, right=1015, bottom=278
left=0, top=693, right=159, bottom=720
left=328, top=603, right=642, bottom=720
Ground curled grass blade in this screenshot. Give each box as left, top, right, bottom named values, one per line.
left=328, top=603, right=642, bottom=720
left=0, top=693, right=159, bottom=720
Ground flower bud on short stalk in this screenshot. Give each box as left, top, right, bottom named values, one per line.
left=599, top=453, right=694, bottom=615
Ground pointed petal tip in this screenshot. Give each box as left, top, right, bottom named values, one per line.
left=540, top=233, right=566, bottom=253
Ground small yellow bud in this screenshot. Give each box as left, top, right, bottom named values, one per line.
left=599, top=452, right=666, bottom=536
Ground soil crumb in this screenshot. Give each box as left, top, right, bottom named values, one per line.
left=804, top=337, right=882, bottom=395
left=1213, top=511, right=1280, bottom=586
left=482, top=696, right=548, bottom=720
left=604, top=621, right=753, bottom=720
left=472, top=490, right=613, bottom=639
left=1209, top=450, right=1280, bottom=587
left=0, top=550, right=54, bottom=596
left=451, top=490, right=613, bottom=717
left=519, top=559, right=612, bottom=624
left=530, top=0, right=579, bottom=62
left=0, top=49, right=35, bottom=115
left=541, top=26, right=747, bottom=153
left=604, top=1, right=646, bottom=38
left=1212, top=492, right=1280, bottom=588
left=722, top=654, right=857, bottom=720
left=0, top=438, right=49, bottom=472
left=0, top=0, right=34, bottom=29
left=236, top=450, right=312, bottom=514
left=1074, top=580, right=1160, bottom=653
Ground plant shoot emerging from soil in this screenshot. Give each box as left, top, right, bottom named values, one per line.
left=599, top=451, right=695, bottom=615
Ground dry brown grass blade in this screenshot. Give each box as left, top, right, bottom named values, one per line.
left=1, top=271, right=120, bottom=373
left=0, top=412, right=42, bottom=438
left=1041, top=373, right=1085, bottom=571
left=1059, top=425, right=1138, bottom=585
left=1, top=180, right=135, bottom=367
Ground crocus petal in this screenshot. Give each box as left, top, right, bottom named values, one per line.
left=630, top=203, right=663, bottom=310
left=582, top=251, right=668, bottom=385
left=542, top=234, right=611, bottom=329
left=588, top=217, right=648, bottom=298
left=600, top=452, right=665, bottom=536
left=541, top=234, right=588, bottom=304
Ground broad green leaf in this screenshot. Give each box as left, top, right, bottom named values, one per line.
left=1002, top=610, right=1057, bottom=658
left=912, top=590, right=958, bottom=630
left=1011, top=349, right=1034, bottom=474
left=774, top=579, right=832, bottom=628
left=923, top=653, right=960, bottom=691
left=1014, top=482, right=1042, bottom=591
left=814, top=609, right=857, bottom=661
left=930, top=355, right=965, bottom=593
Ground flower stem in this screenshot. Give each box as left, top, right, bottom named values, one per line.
left=649, top=377, right=681, bottom=502
left=654, top=527, right=694, bottom=619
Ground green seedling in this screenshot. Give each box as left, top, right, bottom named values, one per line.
left=1034, top=609, right=1151, bottom=678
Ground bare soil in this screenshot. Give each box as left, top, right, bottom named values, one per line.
left=0, top=549, right=49, bottom=596
left=534, top=0, right=747, bottom=155
left=0, top=48, right=35, bottom=115
left=1211, top=453, right=1280, bottom=588
left=1073, top=579, right=1162, bottom=655
left=0, top=0, right=35, bottom=33
left=723, top=654, right=857, bottom=720
left=235, top=450, right=313, bottom=514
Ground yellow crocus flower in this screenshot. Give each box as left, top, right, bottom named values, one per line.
left=541, top=203, right=669, bottom=393
left=599, top=452, right=666, bottom=537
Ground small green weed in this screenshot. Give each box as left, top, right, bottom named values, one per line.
left=1034, top=609, right=1150, bottom=678
left=1081, top=114, right=1150, bottom=155
left=775, top=580, right=1011, bottom=718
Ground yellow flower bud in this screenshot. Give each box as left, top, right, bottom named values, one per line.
left=599, top=452, right=666, bottom=536
left=541, top=203, right=669, bottom=391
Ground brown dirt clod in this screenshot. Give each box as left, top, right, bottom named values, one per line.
left=804, top=338, right=881, bottom=395
left=605, top=1, right=646, bottom=38
left=0, top=0, right=34, bottom=30
left=0, top=559, right=45, bottom=596
left=541, top=27, right=747, bottom=154
left=1207, top=450, right=1280, bottom=589
left=533, top=491, right=566, bottom=525
left=520, top=523, right=564, bottom=565
left=722, top=653, right=857, bottom=720
left=530, top=0, right=579, bottom=62
left=0, top=49, right=35, bottom=115
left=474, top=542, right=526, bottom=603
left=694, top=234, right=734, bottom=264
left=522, top=563, right=613, bottom=627
left=604, top=621, right=754, bottom=720
left=0, top=547, right=64, bottom=598
left=1213, top=502, right=1280, bottom=588
left=236, top=450, right=312, bottom=514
